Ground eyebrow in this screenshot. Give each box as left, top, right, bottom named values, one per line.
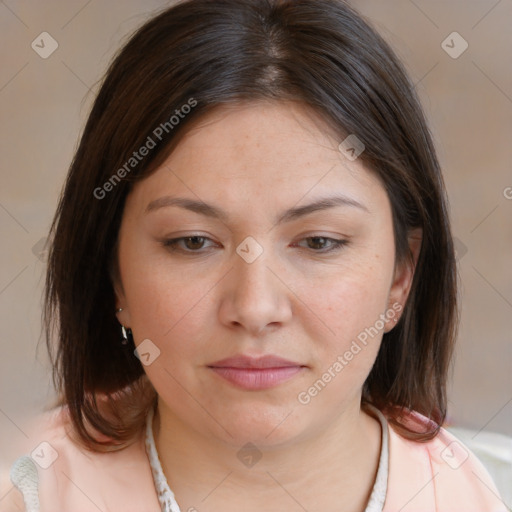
left=145, top=194, right=370, bottom=224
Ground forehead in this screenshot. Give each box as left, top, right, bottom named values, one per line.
left=167, top=100, right=351, bottom=178
left=126, top=101, right=388, bottom=218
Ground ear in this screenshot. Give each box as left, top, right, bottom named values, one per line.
left=384, top=227, right=422, bottom=332
left=111, top=265, right=132, bottom=328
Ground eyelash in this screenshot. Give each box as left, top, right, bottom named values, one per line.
left=161, top=235, right=349, bottom=254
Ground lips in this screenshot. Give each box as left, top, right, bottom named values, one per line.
left=207, top=355, right=306, bottom=390
left=208, top=354, right=303, bottom=369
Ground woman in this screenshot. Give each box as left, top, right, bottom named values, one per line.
left=2, top=0, right=507, bottom=510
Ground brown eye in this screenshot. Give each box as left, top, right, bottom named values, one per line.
left=297, top=236, right=348, bottom=253
left=307, top=237, right=329, bottom=250
left=162, top=236, right=215, bottom=253
left=182, top=236, right=207, bottom=250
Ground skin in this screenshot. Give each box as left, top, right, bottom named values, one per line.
left=114, top=100, right=422, bottom=512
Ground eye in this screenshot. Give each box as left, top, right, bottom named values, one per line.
left=162, top=236, right=216, bottom=253
left=295, top=236, right=349, bottom=253
left=161, top=235, right=349, bottom=255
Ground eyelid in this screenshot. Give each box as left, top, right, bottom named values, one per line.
left=161, top=234, right=217, bottom=252
left=293, top=235, right=349, bottom=253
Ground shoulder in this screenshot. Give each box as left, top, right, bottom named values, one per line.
left=0, top=406, right=66, bottom=512
left=0, top=405, right=160, bottom=512
left=384, top=409, right=508, bottom=512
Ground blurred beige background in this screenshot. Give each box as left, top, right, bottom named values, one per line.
left=0, top=0, right=511, bottom=484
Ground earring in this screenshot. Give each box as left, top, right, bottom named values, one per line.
left=121, top=325, right=134, bottom=346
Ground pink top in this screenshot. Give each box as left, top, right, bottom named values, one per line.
left=0, top=405, right=508, bottom=512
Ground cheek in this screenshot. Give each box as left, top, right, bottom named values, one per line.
left=296, top=271, right=390, bottom=410
left=304, top=256, right=393, bottom=344
left=118, top=235, right=210, bottom=355
left=123, top=264, right=213, bottom=407
left=293, top=257, right=394, bottom=408
left=126, top=269, right=209, bottom=352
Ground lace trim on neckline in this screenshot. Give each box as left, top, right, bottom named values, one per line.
left=145, top=405, right=181, bottom=512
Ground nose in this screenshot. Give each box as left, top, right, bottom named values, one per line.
left=218, top=244, right=292, bottom=336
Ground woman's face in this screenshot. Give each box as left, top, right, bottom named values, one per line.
left=115, top=100, right=418, bottom=447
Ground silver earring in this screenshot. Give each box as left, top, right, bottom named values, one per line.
left=121, top=325, right=133, bottom=346
left=117, top=308, right=123, bottom=313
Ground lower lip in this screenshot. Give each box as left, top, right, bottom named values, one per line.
left=209, top=366, right=304, bottom=390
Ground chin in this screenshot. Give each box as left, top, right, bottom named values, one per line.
left=209, top=402, right=307, bottom=449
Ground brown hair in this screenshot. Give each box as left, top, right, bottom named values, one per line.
left=44, top=0, right=458, bottom=452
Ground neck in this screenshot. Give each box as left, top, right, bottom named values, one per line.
left=152, top=398, right=382, bottom=512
